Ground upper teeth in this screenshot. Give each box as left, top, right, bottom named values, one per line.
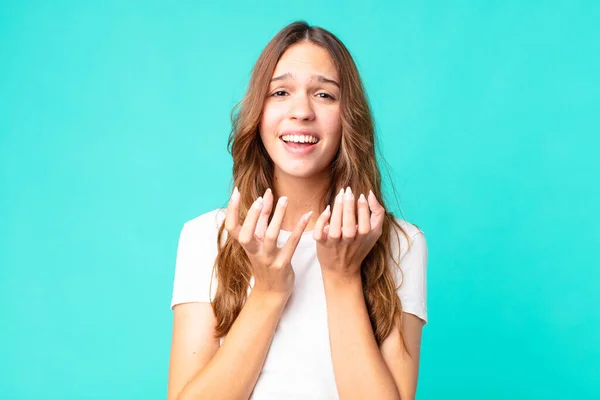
left=281, top=135, right=319, bottom=144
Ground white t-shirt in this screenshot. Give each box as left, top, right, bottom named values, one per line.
left=170, top=208, right=428, bottom=399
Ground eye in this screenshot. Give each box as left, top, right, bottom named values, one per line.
left=317, top=92, right=336, bottom=100
left=271, top=90, right=288, bottom=97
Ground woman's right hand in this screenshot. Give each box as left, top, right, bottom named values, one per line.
left=224, top=187, right=312, bottom=296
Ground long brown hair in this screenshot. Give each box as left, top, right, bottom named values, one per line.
left=211, top=21, right=414, bottom=348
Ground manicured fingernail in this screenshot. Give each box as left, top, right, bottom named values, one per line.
left=345, top=186, right=353, bottom=198
left=278, top=196, right=288, bottom=206
left=303, top=211, right=313, bottom=221
left=339, top=188, right=344, bottom=196
left=231, top=186, right=239, bottom=200
left=359, top=193, right=367, bottom=203
left=266, top=188, right=271, bottom=195
left=323, top=205, right=331, bottom=215
left=254, top=197, right=263, bottom=208
left=335, top=193, right=343, bottom=203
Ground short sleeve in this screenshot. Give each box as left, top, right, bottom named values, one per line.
left=170, top=209, right=225, bottom=309
left=390, top=223, right=429, bottom=324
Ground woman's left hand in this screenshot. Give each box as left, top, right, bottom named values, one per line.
left=313, top=187, right=386, bottom=282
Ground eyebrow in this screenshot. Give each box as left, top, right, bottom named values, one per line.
left=270, top=72, right=340, bottom=88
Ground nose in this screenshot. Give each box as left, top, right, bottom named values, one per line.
left=288, top=94, right=315, bottom=121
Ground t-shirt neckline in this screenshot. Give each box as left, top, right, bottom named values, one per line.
left=278, top=229, right=315, bottom=239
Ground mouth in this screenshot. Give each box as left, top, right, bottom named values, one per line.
left=279, top=133, right=320, bottom=155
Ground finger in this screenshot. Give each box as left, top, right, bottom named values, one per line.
left=357, top=193, right=371, bottom=237
left=238, top=196, right=264, bottom=250
left=342, top=187, right=357, bottom=243
left=327, top=188, right=344, bottom=240
left=255, top=188, right=273, bottom=240
left=313, top=205, right=331, bottom=242
left=280, top=211, right=312, bottom=261
left=263, top=196, right=288, bottom=254
left=224, top=187, right=241, bottom=239
left=368, top=190, right=385, bottom=237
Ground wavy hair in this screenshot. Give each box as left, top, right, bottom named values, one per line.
left=211, top=21, right=414, bottom=349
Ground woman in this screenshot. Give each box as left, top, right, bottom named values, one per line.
left=168, top=21, right=428, bottom=400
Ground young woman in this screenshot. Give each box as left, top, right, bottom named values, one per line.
left=168, top=21, right=428, bottom=400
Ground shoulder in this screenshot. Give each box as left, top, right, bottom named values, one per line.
left=183, top=207, right=227, bottom=232
left=389, top=217, right=428, bottom=323
left=391, top=218, right=424, bottom=238
left=177, top=208, right=228, bottom=252
left=171, top=208, right=227, bottom=308
left=389, top=217, right=426, bottom=261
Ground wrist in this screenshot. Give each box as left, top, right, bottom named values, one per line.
left=321, top=269, right=363, bottom=290
left=250, top=288, right=291, bottom=307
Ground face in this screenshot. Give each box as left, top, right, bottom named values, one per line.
left=259, top=42, right=342, bottom=180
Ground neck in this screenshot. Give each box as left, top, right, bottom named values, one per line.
left=272, top=169, right=330, bottom=232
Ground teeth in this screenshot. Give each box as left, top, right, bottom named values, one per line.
left=281, top=134, right=319, bottom=144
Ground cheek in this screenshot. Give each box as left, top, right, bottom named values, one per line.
left=261, top=103, right=285, bottom=129
left=321, top=107, right=342, bottom=138
left=323, top=110, right=342, bottom=156
left=259, top=112, right=273, bottom=142
left=259, top=110, right=283, bottom=154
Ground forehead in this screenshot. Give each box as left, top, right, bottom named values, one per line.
left=272, top=42, right=338, bottom=80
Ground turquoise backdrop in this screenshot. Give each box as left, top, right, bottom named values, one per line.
left=1, top=1, right=598, bottom=398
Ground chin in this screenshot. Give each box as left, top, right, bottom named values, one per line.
left=276, top=163, right=327, bottom=179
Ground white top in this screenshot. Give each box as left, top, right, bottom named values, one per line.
left=170, top=208, right=428, bottom=399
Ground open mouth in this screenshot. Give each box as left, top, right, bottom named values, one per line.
left=279, top=134, right=320, bottom=154
left=280, top=134, right=320, bottom=145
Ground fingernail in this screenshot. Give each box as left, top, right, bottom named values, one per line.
left=323, top=205, right=331, bottom=215
left=304, top=211, right=313, bottom=221
left=339, top=188, right=344, bottom=196
left=369, top=190, right=379, bottom=204
left=231, top=186, right=239, bottom=200
left=335, top=192, right=343, bottom=203
left=278, top=196, right=288, bottom=206
left=254, top=197, right=263, bottom=208
left=266, top=188, right=271, bottom=195
left=345, top=186, right=352, bottom=198
left=359, top=193, right=367, bottom=203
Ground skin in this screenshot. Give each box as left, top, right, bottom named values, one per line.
left=168, top=42, right=424, bottom=400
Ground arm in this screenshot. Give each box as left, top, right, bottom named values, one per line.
left=322, top=274, right=401, bottom=400
left=169, top=291, right=289, bottom=400
left=167, top=303, right=219, bottom=400
left=169, top=187, right=311, bottom=399
left=313, top=188, right=427, bottom=399
left=380, top=313, right=424, bottom=400
left=380, top=230, right=428, bottom=399
left=322, top=277, right=424, bottom=400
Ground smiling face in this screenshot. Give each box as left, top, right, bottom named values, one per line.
left=259, top=41, right=342, bottom=181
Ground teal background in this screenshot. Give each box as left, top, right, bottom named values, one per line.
left=1, top=0, right=598, bottom=398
